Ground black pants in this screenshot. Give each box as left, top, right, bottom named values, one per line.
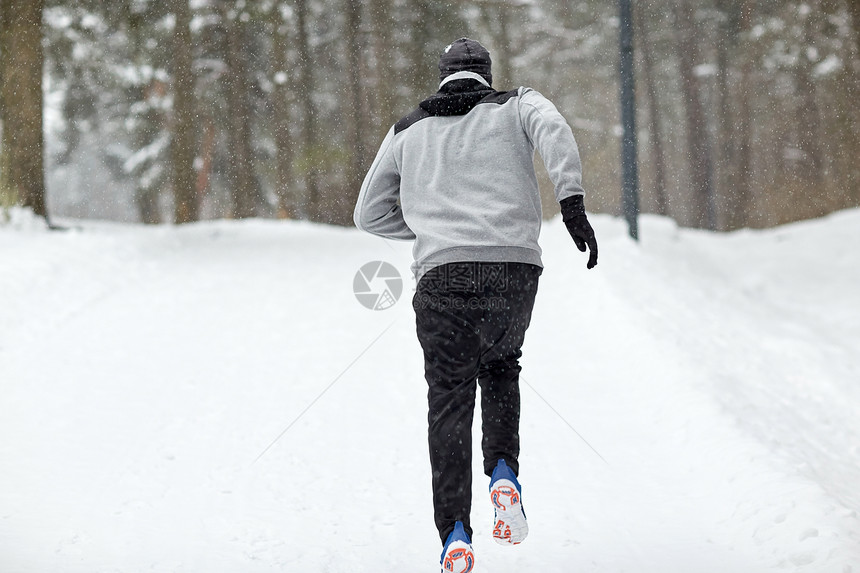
left=413, top=262, right=541, bottom=544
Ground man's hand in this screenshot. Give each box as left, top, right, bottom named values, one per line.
left=560, top=195, right=598, bottom=269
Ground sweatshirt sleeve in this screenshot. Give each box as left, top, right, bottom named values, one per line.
left=517, top=87, right=585, bottom=203
left=353, top=127, right=416, bottom=241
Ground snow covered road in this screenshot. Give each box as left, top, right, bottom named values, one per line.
left=1, top=210, right=859, bottom=572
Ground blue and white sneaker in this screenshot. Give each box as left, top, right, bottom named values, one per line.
left=440, top=521, right=474, bottom=573
left=490, top=459, right=528, bottom=545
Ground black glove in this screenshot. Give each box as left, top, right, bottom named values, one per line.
left=560, top=195, right=598, bottom=269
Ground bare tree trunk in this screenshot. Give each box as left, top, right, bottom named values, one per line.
left=844, top=0, right=860, bottom=203
left=850, top=0, right=860, bottom=56
left=635, top=2, right=669, bottom=217
left=795, top=3, right=825, bottom=201
left=0, top=0, right=47, bottom=219
left=724, top=0, right=755, bottom=229
left=478, top=1, right=513, bottom=89
left=172, top=0, right=198, bottom=224
left=714, top=0, right=755, bottom=230
left=673, top=0, right=717, bottom=229
left=271, top=6, right=297, bottom=219
left=714, top=0, right=734, bottom=230
left=0, top=0, right=4, bottom=116
left=223, top=5, right=256, bottom=219
left=136, top=187, right=162, bottom=224
left=344, top=0, right=367, bottom=203
left=0, top=0, right=7, bottom=210
left=295, top=0, right=319, bottom=218
left=195, top=115, right=215, bottom=212
left=406, top=1, right=428, bottom=100
left=369, top=0, right=396, bottom=134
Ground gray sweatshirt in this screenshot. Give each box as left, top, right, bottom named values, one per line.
left=353, top=86, right=585, bottom=281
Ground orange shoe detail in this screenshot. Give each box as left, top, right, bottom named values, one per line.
left=443, top=545, right=474, bottom=573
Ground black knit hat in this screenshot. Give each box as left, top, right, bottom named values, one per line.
left=438, top=38, right=493, bottom=86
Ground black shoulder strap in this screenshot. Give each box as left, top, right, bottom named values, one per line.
left=477, top=89, right=519, bottom=106
left=394, top=107, right=432, bottom=135
left=394, top=89, right=518, bottom=134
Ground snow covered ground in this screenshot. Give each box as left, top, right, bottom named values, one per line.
left=1, top=208, right=859, bottom=572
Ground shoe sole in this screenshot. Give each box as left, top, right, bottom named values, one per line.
left=491, top=478, right=528, bottom=545
left=441, top=540, right=474, bottom=573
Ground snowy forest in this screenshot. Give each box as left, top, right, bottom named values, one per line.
left=4, top=2, right=860, bottom=571
left=1, top=0, right=859, bottom=229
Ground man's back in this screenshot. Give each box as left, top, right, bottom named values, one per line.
left=394, top=88, right=544, bottom=280
left=356, top=83, right=585, bottom=280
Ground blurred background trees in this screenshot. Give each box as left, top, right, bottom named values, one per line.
left=0, top=0, right=858, bottom=229
left=1, top=0, right=47, bottom=219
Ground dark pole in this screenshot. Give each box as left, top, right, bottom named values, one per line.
left=619, top=0, right=640, bottom=240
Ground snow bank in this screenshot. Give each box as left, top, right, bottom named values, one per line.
left=1, top=210, right=859, bottom=572
left=0, top=207, right=49, bottom=232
